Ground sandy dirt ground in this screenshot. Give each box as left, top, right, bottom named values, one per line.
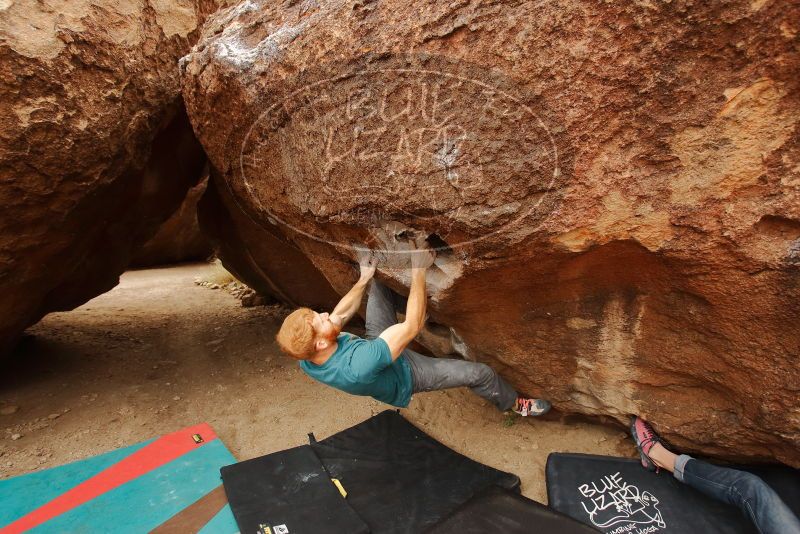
left=0, top=263, right=636, bottom=503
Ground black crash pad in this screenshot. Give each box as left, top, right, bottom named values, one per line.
left=427, top=484, right=600, bottom=533
left=310, top=410, right=521, bottom=534
left=546, top=453, right=800, bottom=534
left=220, top=445, right=369, bottom=534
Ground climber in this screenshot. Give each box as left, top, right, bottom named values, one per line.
left=275, top=238, right=551, bottom=417
left=630, top=416, right=800, bottom=534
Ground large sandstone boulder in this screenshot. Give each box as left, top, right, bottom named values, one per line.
left=181, top=0, right=800, bottom=464
left=0, top=0, right=225, bottom=354
left=196, top=165, right=341, bottom=310
left=131, top=175, right=212, bottom=267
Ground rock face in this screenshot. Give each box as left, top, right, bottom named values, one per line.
left=131, top=176, right=212, bottom=267
left=181, top=0, right=800, bottom=464
left=196, top=167, right=341, bottom=309
left=0, top=0, right=224, bottom=354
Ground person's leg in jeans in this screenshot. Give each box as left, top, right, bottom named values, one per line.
left=364, top=280, right=402, bottom=339
left=631, top=416, right=800, bottom=534
left=675, top=456, right=800, bottom=534
left=404, top=350, right=518, bottom=411
left=364, top=280, right=550, bottom=415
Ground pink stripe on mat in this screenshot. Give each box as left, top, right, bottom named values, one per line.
left=0, top=423, right=216, bottom=534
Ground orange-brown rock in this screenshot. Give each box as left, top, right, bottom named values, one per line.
left=132, top=176, right=212, bottom=267
left=181, top=0, right=800, bottom=464
left=196, top=169, right=341, bottom=310
left=0, top=0, right=225, bottom=354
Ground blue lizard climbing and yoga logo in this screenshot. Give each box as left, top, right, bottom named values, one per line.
left=578, top=472, right=666, bottom=533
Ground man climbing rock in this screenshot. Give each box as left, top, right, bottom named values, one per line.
left=276, top=239, right=551, bottom=417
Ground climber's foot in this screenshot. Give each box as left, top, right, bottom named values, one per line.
left=630, top=415, right=661, bottom=472
left=513, top=397, right=551, bottom=417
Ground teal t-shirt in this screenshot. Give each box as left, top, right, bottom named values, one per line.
left=300, top=333, right=413, bottom=407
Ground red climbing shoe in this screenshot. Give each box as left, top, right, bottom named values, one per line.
left=630, top=415, right=661, bottom=472
left=513, top=397, right=551, bottom=417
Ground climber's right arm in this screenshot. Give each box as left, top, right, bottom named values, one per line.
left=379, top=247, right=434, bottom=360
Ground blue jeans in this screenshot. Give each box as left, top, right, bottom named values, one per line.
left=675, top=455, right=800, bottom=534
left=364, top=281, right=518, bottom=411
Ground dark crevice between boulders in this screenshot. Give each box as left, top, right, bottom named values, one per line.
left=9, top=101, right=208, bottom=357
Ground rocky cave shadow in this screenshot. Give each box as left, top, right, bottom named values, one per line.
left=0, top=288, right=240, bottom=394
left=0, top=305, right=293, bottom=395
left=0, top=334, right=84, bottom=392
left=550, top=409, right=630, bottom=434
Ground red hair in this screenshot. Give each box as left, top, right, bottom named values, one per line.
left=276, top=307, right=316, bottom=359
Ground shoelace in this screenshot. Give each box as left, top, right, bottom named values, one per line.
left=638, top=422, right=660, bottom=454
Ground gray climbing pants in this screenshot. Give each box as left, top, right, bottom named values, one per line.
left=364, top=281, right=518, bottom=412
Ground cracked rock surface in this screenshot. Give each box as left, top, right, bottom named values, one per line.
left=0, top=0, right=226, bottom=355
left=180, top=0, right=800, bottom=464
